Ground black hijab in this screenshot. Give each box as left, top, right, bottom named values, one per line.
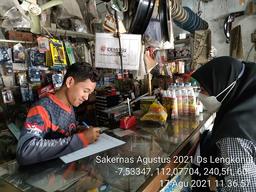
left=192, top=56, right=256, bottom=143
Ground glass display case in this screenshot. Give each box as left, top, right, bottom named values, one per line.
left=0, top=113, right=214, bottom=192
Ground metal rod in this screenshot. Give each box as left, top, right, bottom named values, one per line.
left=120, top=92, right=149, bottom=105
left=127, top=98, right=131, bottom=116
left=114, top=10, right=124, bottom=76
left=102, top=92, right=149, bottom=113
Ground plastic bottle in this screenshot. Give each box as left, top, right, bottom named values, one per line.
left=182, top=88, right=189, bottom=116
left=162, top=90, right=168, bottom=114
left=166, top=90, right=172, bottom=117
left=170, top=88, right=178, bottom=119
left=176, top=87, right=183, bottom=116
left=187, top=83, right=196, bottom=115
left=172, top=120, right=179, bottom=144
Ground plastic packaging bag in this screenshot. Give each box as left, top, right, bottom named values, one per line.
left=29, top=48, right=46, bottom=66
left=2, top=7, right=30, bottom=29
left=141, top=101, right=168, bottom=123
left=13, top=43, right=26, bottom=63
left=52, top=73, right=63, bottom=90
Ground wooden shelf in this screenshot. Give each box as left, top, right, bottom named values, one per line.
left=43, top=27, right=95, bottom=40
left=8, top=27, right=95, bottom=40
left=174, top=38, right=191, bottom=44
left=0, top=39, right=34, bottom=44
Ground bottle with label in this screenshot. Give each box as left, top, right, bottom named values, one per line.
left=182, top=88, right=189, bottom=116
left=176, top=88, right=183, bottom=116
left=170, top=88, right=178, bottom=119
left=187, top=83, right=196, bottom=115
left=162, top=90, right=170, bottom=117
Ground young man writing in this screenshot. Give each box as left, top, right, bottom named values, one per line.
left=17, top=63, right=100, bottom=165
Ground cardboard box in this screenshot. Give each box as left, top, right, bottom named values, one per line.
left=7, top=31, right=33, bottom=42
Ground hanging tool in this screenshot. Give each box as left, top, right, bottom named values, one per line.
left=223, top=11, right=244, bottom=43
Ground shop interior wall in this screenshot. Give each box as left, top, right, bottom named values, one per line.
left=174, top=0, right=256, bottom=62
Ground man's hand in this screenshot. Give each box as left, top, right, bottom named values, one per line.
left=83, top=127, right=100, bottom=144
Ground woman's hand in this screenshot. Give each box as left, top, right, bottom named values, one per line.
left=144, top=50, right=157, bottom=72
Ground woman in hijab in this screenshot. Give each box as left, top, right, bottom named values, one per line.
left=191, top=56, right=256, bottom=191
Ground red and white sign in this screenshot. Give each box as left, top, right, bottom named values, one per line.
left=95, top=33, right=141, bottom=70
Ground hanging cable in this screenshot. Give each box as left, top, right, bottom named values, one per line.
left=197, top=0, right=202, bottom=16
left=246, top=44, right=254, bottom=62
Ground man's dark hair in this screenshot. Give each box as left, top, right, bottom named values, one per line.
left=63, top=62, right=99, bottom=84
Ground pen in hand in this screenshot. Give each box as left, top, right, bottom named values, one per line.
left=82, top=121, right=90, bottom=129
left=82, top=121, right=101, bottom=134
left=81, top=122, right=100, bottom=143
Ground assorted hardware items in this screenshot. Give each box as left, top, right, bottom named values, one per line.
left=0, top=33, right=92, bottom=106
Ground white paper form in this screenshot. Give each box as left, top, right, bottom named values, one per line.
left=60, top=133, right=126, bottom=163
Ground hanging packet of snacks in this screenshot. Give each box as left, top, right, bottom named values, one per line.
left=2, top=48, right=13, bottom=75
left=84, top=43, right=92, bottom=64
left=49, top=38, right=67, bottom=65
left=7, top=48, right=13, bottom=62
left=1, top=89, right=15, bottom=104
left=28, top=67, right=41, bottom=82
left=0, top=73, right=4, bottom=87
left=177, top=60, right=185, bottom=74
left=29, top=48, right=46, bottom=66
left=37, top=36, right=50, bottom=53
left=13, top=43, right=26, bottom=63
left=64, top=41, right=76, bottom=64
left=16, top=72, right=28, bottom=86
left=20, top=84, right=33, bottom=102
left=45, top=50, right=53, bottom=67
left=0, top=47, right=10, bottom=64
left=52, top=72, right=63, bottom=90
left=3, top=62, right=13, bottom=75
